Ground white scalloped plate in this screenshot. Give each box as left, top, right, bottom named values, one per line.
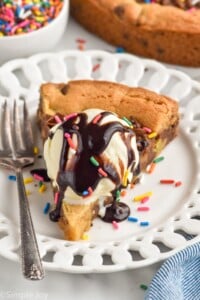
left=0, top=50, right=200, bottom=273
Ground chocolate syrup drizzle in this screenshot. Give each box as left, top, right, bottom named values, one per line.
left=49, top=112, right=138, bottom=223
left=102, top=201, right=130, bottom=222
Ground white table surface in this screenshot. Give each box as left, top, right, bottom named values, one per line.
left=0, top=17, right=200, bottom=300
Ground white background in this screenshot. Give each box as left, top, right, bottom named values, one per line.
left=0, top=17, right=200, bottom=300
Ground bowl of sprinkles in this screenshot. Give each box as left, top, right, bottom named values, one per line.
left=0, top=0, right=69, bottom=64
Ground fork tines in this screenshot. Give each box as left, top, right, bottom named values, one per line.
left=1, top=99, right=34, bottom=158
left=1, top=101, right=13, bottom=153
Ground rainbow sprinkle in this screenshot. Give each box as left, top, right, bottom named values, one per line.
left=90, top=156, right=99, bottom=167
left=81, top=233, right=89, bottom=240
left=8, top=175, right=16, bottom=181
left=64, top=113, right=77, bottom=121
left=82, top=190, right=89, bottom=196
left=98, top=168, right=108, bottom=177
left=25, top=190, right=31, bottom=196
left=76, top=38, right=86, bottom=44
left=160, top=179, right=175, bottom=184
left=39, top=183, right=46, bottom=193
left=141, top=196, right=150, bottom=204
left=120, top=190, right=127, bottom=197
left=92, top=114, right=102, bottom=124
left=54, top=192, right=59, bottom=204
left=92, top=63, right=100, bottom=72
left=64, top=133, right=77, bottom=150
left=87, top=187, right=93, bottom=195
left=39, top=181, right=43, bottom=187
left=137, top=206, right=150, bottom=212
left=0, top=0, right=64, bottom=37
left=112, top=220, right=119, bottom=229
left=122, top=170, right=129, bottom=186
left=140, top=284, right=148, bottom=291
left=122, top=116, right=133, bottom=127
left=33, top=146, right=39, bottom=155
left=24, top=177, right=34, bottom=184
left=54, top=115, right=62, bottom=124
left=134, top=192, right=153, bottom=202
left=116, top=46, right=125, bottom=53
left=76, top=39, right=86, bottom=51
left=140, top=221, right=150, bottom=227
left=148, top=132, right=157, bottom=139
left=115, top=189, right=120, bottom=201
left=153, top=156, right=164, bottom=163
left=33, top=173, right=44, bottom=182
left=187, top=7, right=196, bottom=13
left=146, top=162, right=156, bottom=174
left=79, top=44, right=85, bottom=50
left=142, top=127, right=152, bottom=134
left=175, top=181, right=182, bottom=187
left=43, top=202, right=50, bottom=214
left=128, top=216, right=138, bottom=222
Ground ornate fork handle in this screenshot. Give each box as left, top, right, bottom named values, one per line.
left=16, top=169, right=44, bottom=280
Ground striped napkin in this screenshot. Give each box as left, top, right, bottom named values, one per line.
left=145, top=242, right=200, bottom=300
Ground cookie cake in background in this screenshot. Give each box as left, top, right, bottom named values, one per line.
left=70, top=0, right=200, bottom=66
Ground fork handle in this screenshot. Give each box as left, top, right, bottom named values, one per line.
left=16, top=169, right=44, bottom=280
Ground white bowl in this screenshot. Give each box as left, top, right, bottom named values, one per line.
left=0, top=0, right=69, bottom=65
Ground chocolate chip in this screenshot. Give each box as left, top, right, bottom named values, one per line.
left=157, top=47, right=165, bottom=54
left=114, top=5, right=125, bottom=18
left=123, top=32, right=130, bottom=40
left=129, top=116, right=141, bottom=128
left=137, top=139, right=149, bottom=151
left=60, top=85, right=68, bottom=95
left=141, top=140, right=149, bottom=148
left=139, top=39, right=148, bottom=47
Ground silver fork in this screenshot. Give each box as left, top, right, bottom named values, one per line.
left=0, top=99, right=44, bottom=280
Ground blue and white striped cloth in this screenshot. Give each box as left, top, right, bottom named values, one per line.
left=145, top=242, right=200, bottom=300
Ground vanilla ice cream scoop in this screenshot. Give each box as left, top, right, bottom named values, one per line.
left=44, top=109, right=140, bottom=222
